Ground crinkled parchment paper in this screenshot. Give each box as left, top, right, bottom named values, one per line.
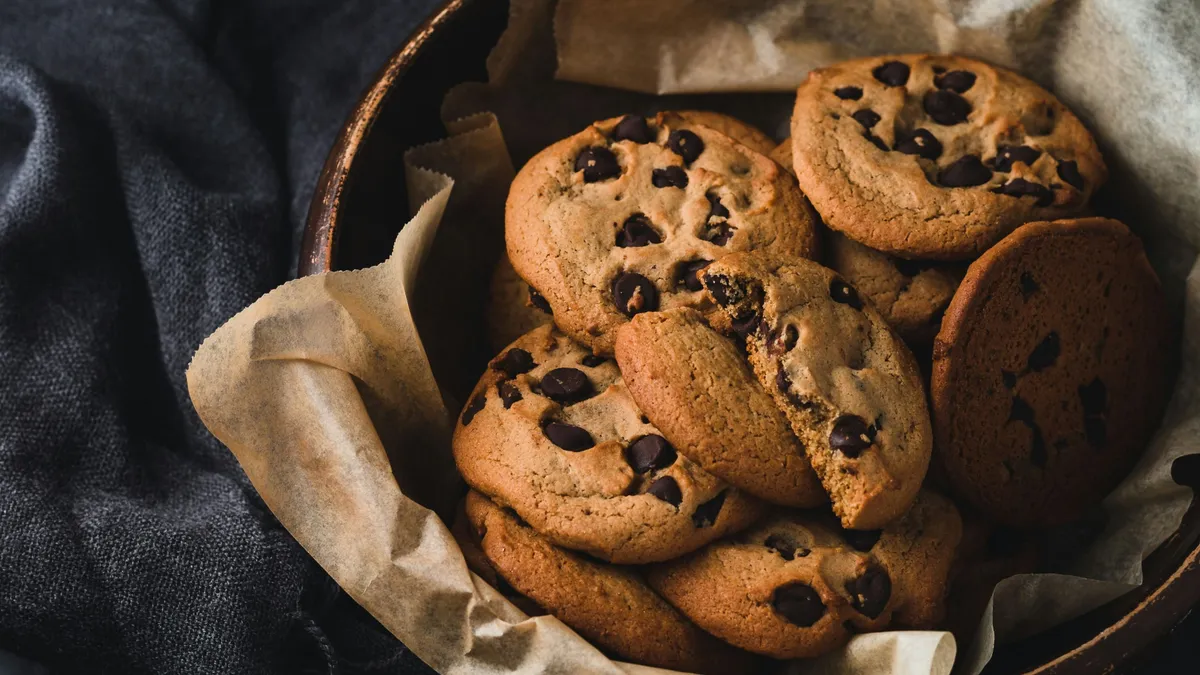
left=187, top=0, right=1200, bottom=673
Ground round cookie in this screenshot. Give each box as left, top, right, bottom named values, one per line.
left=701, top=252, right=932, bottom=529
left=826, top=231, right=964, bottom=346
left=673, top=110, right=778, bottom=155
left=931, top=217, right=1170, bottom=527
left=507, top=111, right=820, bottom=355
left=645, top=490, right=961, bottom=659
left=791, top=54, right=1107, bottom=260
left=485, top=254, right=553, bottom=353
left=453, top=324, right=765, bottom=563
left=615, top=307, right=826, bottom=507
left=464, top=491, right=759, bottom=674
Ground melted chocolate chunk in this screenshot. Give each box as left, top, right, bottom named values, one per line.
left=543, top=422, right=595, bottom=451
left=616, top=214, right=662, bottom=247
left=894, top=128, right=942, bottom=160
left=461, top=394, right=485, bottom=426
left=581, top=354, right=608, bottom=368
left=651, top=166, right=688, bottom=188
left=678, top=259, right=712, bottom=292
left=852, top=109, right=881, bottom=129
left=692, top=491, right=727, bottom=528
left=706, top=223, right=735, bottom=246
left=830, top=278, right=864, bottom=309
left=765, top=534, right=799, bottom=560
left=994, top=179, right=1054, bottom=207
left=873, top=61, right=910, bottom=87
left=498, top=381, right=522, bottom=408
left=706, top=191, right=730, bottom=220
left=830, top=415, right=876, bottom=458
left=1057, top=160, right=1085, bottom=191
left=529, top=287, right=552, bottom=314
left=494, top=348, right=536, bottom=378
left=1027, top=331, right=1060, bottom=372
left=938, top=155, right=992, bottom=187
left=647, top=476, right=683, bottom=506
left=575, top=147, right=620, bottom=182
left=540, top=368, right=593, bottom=404
left=612, top=114, right=654, bottom=143
left=935, top=70, right=976, bottom=93
left=834, top=86, right=863, bottom=100
left=773, top=582, right=827, bottom=627
left=667, top=129, right=704, bottom=163
left=612, top=272, right=659, bottom=317
left=847, top=568, right=891, bottom=619
left=992, top=145, right=1042, bottom=172
left=625, top=435, right=677, bottom=473
left=923, top=90, right=971, bottom=125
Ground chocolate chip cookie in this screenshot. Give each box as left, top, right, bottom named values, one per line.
left=615, top=307, right=826, bottom=507
left=453, top=324, right=765, bottom=563
left=645, top=490, right=960, bottom=659
left=932, top=217, right=1170, bottom=527
left=791, top=54, right=1107, bottom=260
left=701, top=252, right=933, bottom=529
left=485, top=254, right=553, bottom=353
left=507, top=111, right=820, bottom=355
left=826, top=231, right=964, bottom=346
left=464, top=491, right=759, bottom=674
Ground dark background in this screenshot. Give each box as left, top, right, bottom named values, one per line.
left=0, top=0, right=1194, bottom=673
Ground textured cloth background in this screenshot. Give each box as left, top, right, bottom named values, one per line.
left=0, top=1, right=440, bottom=672
left=0, top=0, right=1195, bottom=673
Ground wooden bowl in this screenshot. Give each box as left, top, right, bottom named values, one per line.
left=299, top=0, right=1200, bottom=671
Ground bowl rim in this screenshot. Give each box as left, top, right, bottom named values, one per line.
left=298, top=1, right=1200, bottom=672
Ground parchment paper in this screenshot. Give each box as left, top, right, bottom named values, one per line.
left=186, top=0, right=1200, bottom=673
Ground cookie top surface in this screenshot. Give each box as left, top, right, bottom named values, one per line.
left=931, top=218, right=1171, bottom=527
left=615, top=307, right=826, bottom=507
left=645, top=490, right=959, bottom=659
left=463, top=491, right=758, bottom=675
left=701, top=252, right=933, bottom=529
left=453, top=324, right=765, bottom=563
left=826, top=231, right=964, bottom=346
left=507, top=111, right=820, bottom=355
left=791, top=54, right=1106, bottom=260
left=485, top=254, right=553, bottom=354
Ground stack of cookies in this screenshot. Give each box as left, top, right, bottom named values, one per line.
left=454, top=54, right=1171, bottom=672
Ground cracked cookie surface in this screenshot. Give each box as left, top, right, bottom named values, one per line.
left=645, top=490, right=960, bottom=659
left=507, top=111, right=819, bottom=355
left=615, top=307, right=826, bottom=507
left=791, top=54, right=1106, bottom=260
left=453, top=324, right=765, bottom=563
left=701, top=252, right=932, bottom=529
left=931, top=218, right=1170, bottom=527
left=463, top=491, right=759, bottom=674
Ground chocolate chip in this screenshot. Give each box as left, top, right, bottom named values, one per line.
left=994, top=179, right=1054, bottom=206
left=703, top=274, right=735, bottom=306
left=841, top=528, right=882, bottom=552
left=581, top=354, right=608, bottom=368
left=625, top=434, right=677, bottom=473
left=613, top=114, right=654, bottom=143
left=706, top=192, right=730, bottom=220
left=773, top=582, right=826, bottom=627
left=706, top=223, right=735, bottom=246
left=616, top=214, right=662, bottom=247
left=651, top=166, right=688, bottom=188
left=1027, top=331, right=1060, bottom=372
left=612, top=272, right=659, bottom=317
left=461, top=393, right=485, bottom=426
left=872, top=61, right=910, bottom=87
left=938, top=155, right=992, bottom=187
left=575, top=147, right=620, bottom=182
left=834, top=86, right=863, bottom=100
left=529, top=287, right=552, bottom=314
left=847, top=567, right=891, bottom=619
left=1079, top=378, right=1107, bottom=416
left=543, top=422, right=594, bottom=451
left=923, top=90, right=971, bottom=125
left=830, top=278, right=863, bottom=309
left=647, top=476, right=683, bottom=506
left=864, top=133, right=888, bottom=151
left=678, top=259, right=712, bottom=292
left=935, top=70, right=976, bottom=93
left=730, top=310, right=761, bottom=338
left=992, top=145, right=1042, bottom=172
left=494, top=348, right=536, bottom=378
left=852, top=109, right=881, bottom=129
left=667, top=129, right=704, bottom=163
left=1019, top=272, right=1039, bottom=299
left=498, top=381, right=522, bottom=408
left=1057, top=160, right=1085, bottom=191
left=894, top=128, right=942, bottom=160
left=1002, top=370, right=1018, bottom=389
left=541, top=368, right=593, bottom=403
left=692, top=490, right=727, bottom=527
left=830, top=415, right=876, bottom=458
left=765, top=534, right=798, bottom=560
